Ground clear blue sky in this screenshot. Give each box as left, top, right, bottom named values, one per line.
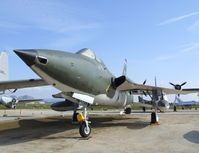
left=1, top=0, right=199, bottom=100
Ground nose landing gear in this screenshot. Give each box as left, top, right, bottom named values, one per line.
left=73, top=106, right=91, bottom=138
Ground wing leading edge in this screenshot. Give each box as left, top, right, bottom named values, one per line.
left=0, top=79, right=48, bottom=91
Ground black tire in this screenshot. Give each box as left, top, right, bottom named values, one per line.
left=151, top=112, right=158, bottom=123
left=142, top=107, right=146, bottom=112
left=173, top=106, right=177, bottom=112
left=79, top=121, right=91, bottom=138
left=124, top=107, right=131, bottom=114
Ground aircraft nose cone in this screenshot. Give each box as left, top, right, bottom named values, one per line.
left=14, top=49, right=37, bottom=66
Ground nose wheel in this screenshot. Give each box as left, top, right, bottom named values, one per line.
left=79, top=121, right=91, bottom=137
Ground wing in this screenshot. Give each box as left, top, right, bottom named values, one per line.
left=117, top=78, right=199, bottom=95
left=182, top=88, right=199, bottom=92
left=0, top=79, right=48, bottom=91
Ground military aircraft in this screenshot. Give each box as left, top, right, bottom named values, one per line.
left=12, top=48, right=199, bottom=138
left=138, top=95, right=170, bottom=112
left=137, top=78, right=170, bottom=112
left=0, top=51, right=48, bottom=108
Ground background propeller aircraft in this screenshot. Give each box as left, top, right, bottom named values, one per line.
left=13, top=48, right=199, bottom=138
left=169, top=82, right=199, bottom=111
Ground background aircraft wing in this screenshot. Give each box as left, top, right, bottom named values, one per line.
left=0, top=79, right=48, bottom=90
left=117, top=79, right=199, bottom=95
left=182, top=88, right=199, bottom=92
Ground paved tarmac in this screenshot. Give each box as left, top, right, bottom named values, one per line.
left=0, top=109, right=199, bottom=153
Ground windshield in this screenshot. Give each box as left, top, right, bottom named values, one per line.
left=76, top=48, right=106, bottom=68
left=76, top=48, right=96, bottom=59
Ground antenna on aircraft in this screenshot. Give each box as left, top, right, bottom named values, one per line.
left=0, top=51, right=8, bottom=81
left=122, top=58, right=127, bottom=76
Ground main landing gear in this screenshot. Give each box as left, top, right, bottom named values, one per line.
left=150, top=108, right=159, bottom=124
left=124, top=107, right=131, bottom=114
left=142, top=107, right=146, bottom=112
left=173, top=105, right=177, bottom=112
left=72, top=106, right=91, bottom=138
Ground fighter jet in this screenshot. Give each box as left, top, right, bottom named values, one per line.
left=13, top=48, right=199, bottom=137
left=0, top=52, right=48, bottom=108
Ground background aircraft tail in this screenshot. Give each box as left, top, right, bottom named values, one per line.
left=122, top=59, right=127, bottom=76
left=0, top=52, right=8, bottom=81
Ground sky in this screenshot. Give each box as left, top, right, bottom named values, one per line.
left=1, top=0, right=199, bottom=101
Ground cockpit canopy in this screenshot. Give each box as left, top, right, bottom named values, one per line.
left=76, top=48, right=96, bottom=59
left=76, top=48, right=106, bottom=67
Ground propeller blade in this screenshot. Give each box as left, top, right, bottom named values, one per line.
left=13, top=89, right=18, bottom=93
left=147, top=91, right=153, bottom=100
left=142, top=80, right=147, bottom=96
left=143, top=91, right=147, bottom=97
left=180, top=82, right=187, bottom=86
left=169, top=82, right=175, bottom=86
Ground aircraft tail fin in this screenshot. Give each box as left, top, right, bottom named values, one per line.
left=0, top=52, right=8, bottom=81
left=122, top=59, right=127, bottom=76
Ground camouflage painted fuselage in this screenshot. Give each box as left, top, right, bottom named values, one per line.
left=14, top=49, right=135, bottom=107
left=33, top=49, right=113, bottom=95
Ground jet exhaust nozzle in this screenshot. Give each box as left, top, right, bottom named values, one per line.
left=106, top=76, right=126, bottom=98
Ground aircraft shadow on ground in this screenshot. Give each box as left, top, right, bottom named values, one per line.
left=183, top=130, right=199, bottom=144
left=91, top=117, right=149, bottom=130
left=0, top=116, right=149, bottom=145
